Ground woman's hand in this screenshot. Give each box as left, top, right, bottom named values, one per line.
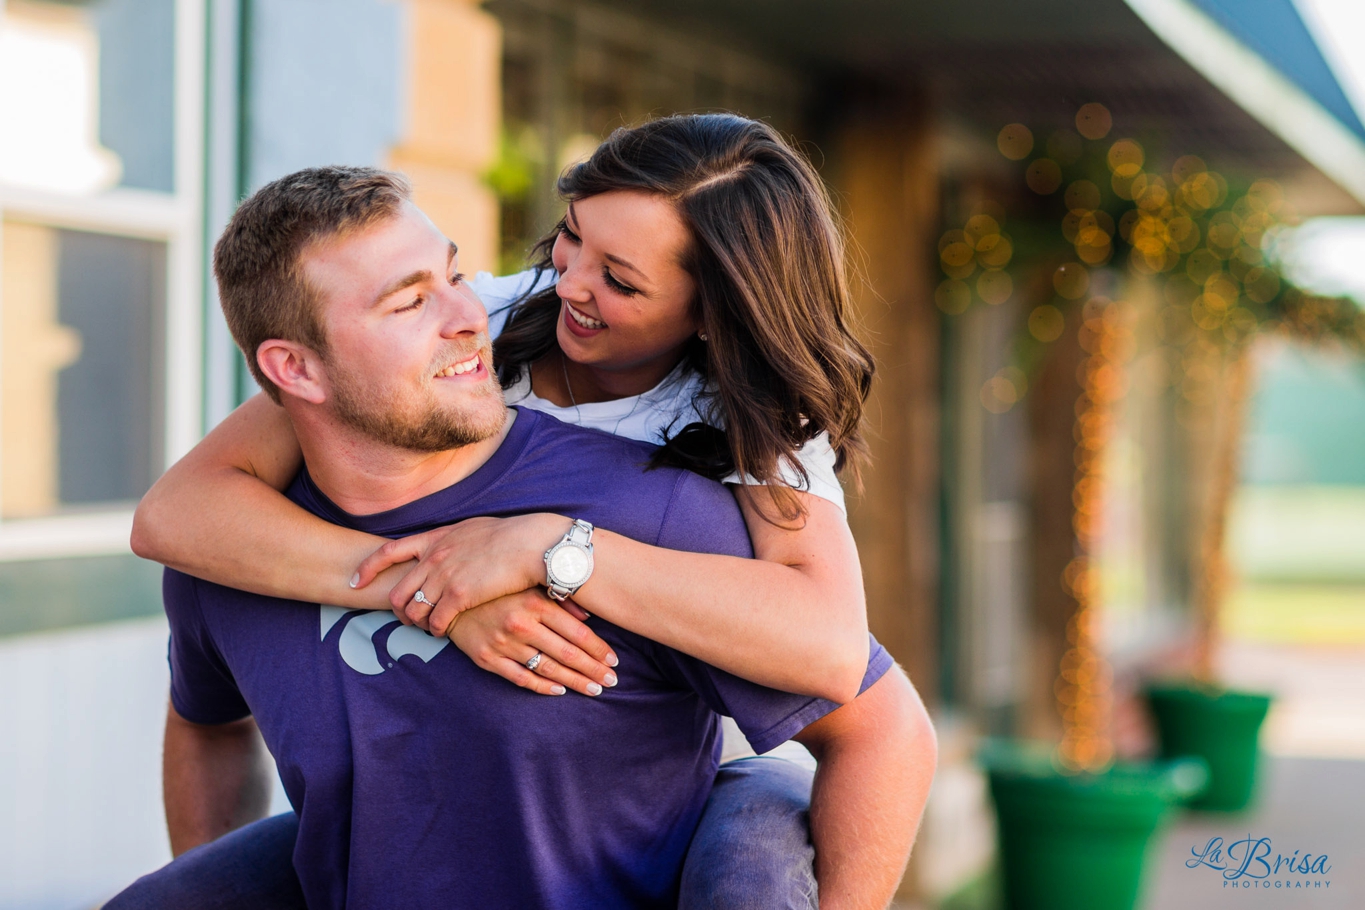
left=354, top=513, right=569, bottom=635
left=448, top=589, right=619, bottom=697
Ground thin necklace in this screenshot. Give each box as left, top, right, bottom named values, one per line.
left=611, top=361, right=681, bottom=438
left=560, top=351, right=581, bottom=413
left=558, top=349, right=647, bottom=435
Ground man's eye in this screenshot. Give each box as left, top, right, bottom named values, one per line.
left=449, top=271, right=465, bottom=285
left=397, top=296, right=425, bottom=313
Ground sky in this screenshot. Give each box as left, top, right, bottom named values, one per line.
left=1281, top=0, right=1365, bottom=300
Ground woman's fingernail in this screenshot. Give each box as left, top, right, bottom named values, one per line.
left=551, top=685, right=566, bottom=695
left=587, top=683, right=603, bottom=696
left=604, top=672, right=618, bottom=687
left=606, top=653, right=619, bottom=667
left=349, top=573, right=360, bottom=588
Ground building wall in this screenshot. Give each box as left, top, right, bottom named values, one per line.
left=387, top=0, right=502, bottom=275
left=1, top=3, right=504, bottom=904
left=241, top=0, right=403, bottom=191
left=241, top=0, right=500, bottom=273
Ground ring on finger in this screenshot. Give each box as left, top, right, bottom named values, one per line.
left=525, top=651, right=544, bottom=672
left=414, top=590, right=437, bottom=608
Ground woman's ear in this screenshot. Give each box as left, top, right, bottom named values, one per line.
left=256, top=339, right=327, bottom=404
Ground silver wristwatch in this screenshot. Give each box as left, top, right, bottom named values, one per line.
left=544, top=519, right=595, bottom=601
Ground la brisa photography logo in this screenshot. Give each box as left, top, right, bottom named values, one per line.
left=1187, top=834, right=1332, bottom=891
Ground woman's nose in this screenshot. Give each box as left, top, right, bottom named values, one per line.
left=552, top=241, right=591, bottom=302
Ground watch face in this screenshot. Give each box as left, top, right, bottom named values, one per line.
left=550, top=545, right=591, bottom=584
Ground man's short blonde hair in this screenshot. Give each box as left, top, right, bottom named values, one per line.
left=213, top=166, right=411, bottom=402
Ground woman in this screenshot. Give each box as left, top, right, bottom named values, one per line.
left=131, top=113, right=883, bottom=906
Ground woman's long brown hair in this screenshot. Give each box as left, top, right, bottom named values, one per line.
left=493, top=113, right=874, bottom=516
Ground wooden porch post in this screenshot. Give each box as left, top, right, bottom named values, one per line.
left=833, top=99, right=941, bottom=702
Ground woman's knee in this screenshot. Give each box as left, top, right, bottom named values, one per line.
left=103, top=812, right=304, bottom=910
left=679, top=757, right=818, bottom=910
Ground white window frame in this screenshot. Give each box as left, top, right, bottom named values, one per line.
left=0, top=0, right=205, bottom=561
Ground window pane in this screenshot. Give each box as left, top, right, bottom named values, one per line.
left=0, top=0, right=175, bottom=195
left=94, top=0, right=176, bottom=192
left=1, top=221, right=165, bottom=517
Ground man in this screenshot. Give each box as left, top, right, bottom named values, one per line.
left=115, top=166, right=934, bottom=909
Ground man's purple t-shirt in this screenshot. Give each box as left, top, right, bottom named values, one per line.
left=165, top=407, right=892, bottom=910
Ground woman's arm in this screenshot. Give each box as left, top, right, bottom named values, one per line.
left=365, top=489, right=871, bottom=703
left=794, top=667, right=936, bottom=908
left=588, top=490, right=870, bottom=702
left=131, top=394, right=399, bottom=609
left=133, top=395, right=620, bottom=696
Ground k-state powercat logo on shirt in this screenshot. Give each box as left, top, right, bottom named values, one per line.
left=320, top=606, right=450, bottom=675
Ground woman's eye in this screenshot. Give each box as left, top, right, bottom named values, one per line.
left=602, top=269, right=639, bottom=296
left=560, top=225, right=581, bottom=244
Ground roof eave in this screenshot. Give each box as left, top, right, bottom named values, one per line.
left=1125, top=0, right=1365, bottom=207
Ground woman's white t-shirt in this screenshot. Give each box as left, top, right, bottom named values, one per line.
left=471, top=270, right=846, bottom=514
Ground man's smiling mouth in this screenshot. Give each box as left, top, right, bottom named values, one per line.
left=566, top=302, right=606, bottom=330
left=435, top=354, right=481, bottom=378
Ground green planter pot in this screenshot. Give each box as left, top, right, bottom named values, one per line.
left=981, top=740, right=1206, bottom=910
left=1145, top=682, right=1273, bottom=812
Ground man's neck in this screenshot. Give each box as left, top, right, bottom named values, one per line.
left=294, top=407, right=518, bottom=516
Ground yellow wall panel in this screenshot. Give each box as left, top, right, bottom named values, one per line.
left=389, top=0, right=502, bottom=274
left=1, top=221, right=83, bottom=517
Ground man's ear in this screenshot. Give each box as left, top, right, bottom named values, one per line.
left=256, top=340, right=328, bottom=404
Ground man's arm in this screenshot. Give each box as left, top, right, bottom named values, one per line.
left=163, top=702, right=274, bottom=856
left=792, top=667, right=937, bottom=910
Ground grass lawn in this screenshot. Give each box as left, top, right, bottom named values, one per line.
left=1224, top=485, right=1364, bottom=645
left=1223, top=583, right=1365, bottom=645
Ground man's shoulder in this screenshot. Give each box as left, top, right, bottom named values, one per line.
left=161, top=563, right=278, bottom=614
left=515, top=407, right=715, bottom=495
left=162, top=566, right=199, bottom=606
left=512, top=407, right=674, bottom=483
left=514, top=409, right=752, bottom=557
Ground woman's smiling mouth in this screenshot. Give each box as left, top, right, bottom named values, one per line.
left=565, top=301, right=607, bottom=330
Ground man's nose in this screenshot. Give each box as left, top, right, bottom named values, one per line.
left=436, top=282, right=489, bottom=338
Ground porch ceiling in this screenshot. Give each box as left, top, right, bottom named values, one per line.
left=598, top=0, right=1364, bottom=214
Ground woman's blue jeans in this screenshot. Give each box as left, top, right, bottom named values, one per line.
left=105, top=756, right=818, bottom=909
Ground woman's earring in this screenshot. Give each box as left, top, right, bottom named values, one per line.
left=698, top=331, right=709, bottom=342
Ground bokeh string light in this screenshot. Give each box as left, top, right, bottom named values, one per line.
left=938, top=98, right=1365, bottom=771
left=932, top=87, right=1365, bottom=782
left=1075, top=102, right=1113, bottom=140
left=936, top=211, right=1016, bottom=315
left=997, top=123, right=1034, bottom=160
left=970, top=100, right=1344, bottom=380
left=1057, top=298, right=1132, bottom=773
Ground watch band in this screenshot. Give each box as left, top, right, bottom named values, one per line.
left=545, top=519, right=595, bottom=601
left=564, top=518, right=593, bottom=547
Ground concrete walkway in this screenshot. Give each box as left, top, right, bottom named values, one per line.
left=1143, top=638, right=1365, bottom=909
left=1217, top=640, right=1365, bottom=760
left=918, top=638, right=1365, bottom=910
left=1145, top=755, right=1361, bottom=908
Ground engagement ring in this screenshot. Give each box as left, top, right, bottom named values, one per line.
left=414, top=590, right=436, bottom=608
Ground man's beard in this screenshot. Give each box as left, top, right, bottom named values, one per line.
left=326, top=344, right=506, bottom=452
